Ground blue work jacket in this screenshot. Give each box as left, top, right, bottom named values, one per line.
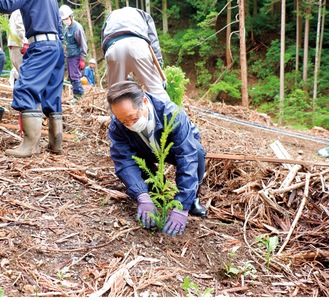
left=0, top=0, right=62, bottom=39
left=63, top=21, right=87, bottom=59
left=83, top=66, right=95, bottom=86
left=109, top=93, right=204, bottom=210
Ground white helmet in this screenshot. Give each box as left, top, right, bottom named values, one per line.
left=59, top=5, right=73, bottom=20
left=89, top=58, right=96, bottom=64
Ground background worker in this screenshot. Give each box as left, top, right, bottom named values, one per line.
left=59, top=4, right=88, bottom=104
left=1, top=0, right=65, bottom=158
left=0, top=47, right=5, bottom=120
left=83, top=58, right=96, bottom=86
left=8, top=9, right=28, bottom=73
left=101, top=7, right=169, bottom=102
left=107, top=81, right=207, bottom=237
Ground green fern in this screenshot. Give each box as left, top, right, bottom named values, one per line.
left=132, top=110, right=183, bottom=229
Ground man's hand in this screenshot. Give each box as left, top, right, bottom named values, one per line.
left=79, top=59, right=85, bottom=70
left=20, top=43, right=29, bottom=54
left=162, top=208, right=188, bottom=236
left=136, top=193, right=157, bottom=229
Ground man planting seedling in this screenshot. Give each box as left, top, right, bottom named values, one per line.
left=106, top=81, right=207, bottom=236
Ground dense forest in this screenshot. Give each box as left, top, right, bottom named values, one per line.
left=3, top=0, right=329, bottom=129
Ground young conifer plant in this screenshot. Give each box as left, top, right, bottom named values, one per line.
left=132, top=111, right=183, bottom=229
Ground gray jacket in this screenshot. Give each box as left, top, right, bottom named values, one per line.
left=101, top=7, right=163, bottom=66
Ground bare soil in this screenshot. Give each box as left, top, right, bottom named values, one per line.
left=1, top=84, right=329, bottom=297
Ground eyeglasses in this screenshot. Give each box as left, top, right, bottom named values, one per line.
left=118, top=108, right=142, bottom=126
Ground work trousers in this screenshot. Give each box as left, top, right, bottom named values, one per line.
left=67, top=55, right=84, bottom=96
left=12, top=39, right=64, bottom=117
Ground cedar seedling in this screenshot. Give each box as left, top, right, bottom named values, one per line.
left=133, top=111, right=183, bottom=229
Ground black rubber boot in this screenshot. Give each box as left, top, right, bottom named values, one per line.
left=189, top=198, right=207, bottom=218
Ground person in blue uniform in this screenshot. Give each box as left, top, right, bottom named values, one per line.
left=83, top=58, right=96, bottom=86
left=0, top=0, right=65, bottom=158
left=107, top=81, right=208, bottom=236
left=59, top=4, right=88, bottom=104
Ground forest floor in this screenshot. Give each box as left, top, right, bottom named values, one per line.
left=1, top=83, right=329, bottom=297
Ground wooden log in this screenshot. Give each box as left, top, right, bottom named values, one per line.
left=270, top=140, right=293, bottom=169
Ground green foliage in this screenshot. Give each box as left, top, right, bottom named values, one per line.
left=209, top=71, right=241, bottom=100
left=195, top=61, right=212, bottom=88
left=256, top=235, right=279, bottom=268
left=132, top=111, right=183, bottom=230
left=250, top=40, right=296, bottom=80
left=0, top=288, right=4, bottom=297
left=249, top=75, right=280, bottom=105
left=181, top=276, right=214, bottom=297
left=184, top=0, right=221, bottom=23
left=164, top=66, right=189, bottom=107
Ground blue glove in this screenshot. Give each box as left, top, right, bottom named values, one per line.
left=162, top=208, right=188, bottom=236
left=136, top=193, right=156, bottom=229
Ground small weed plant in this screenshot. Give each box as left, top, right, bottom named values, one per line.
left=223, top=246, right=240, bottom=277
left=0, top=288, right=4, bottom=297
left=132, top=111, right=183, bottom=229
left=181, top=276, right=214, bottom=297
left=57, top=266, right=71, bottom=281
left=256, top=234, right=279, bottom=268
left=223, top=246, right=257, bottom=279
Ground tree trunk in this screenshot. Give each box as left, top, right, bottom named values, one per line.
left=226, top=0, right=232, bottom=67
left=84, top=0, right=100, bottom=86
left=239, top=0, right=248, bottom=107
left=312, top=0, right=323, bottom=111
left=302, top=6, right=311, bottom=90
left=145, top=0, right=151, bottom=14
left=162, top=0, right=168, bottom=33
left=250, top=0, right=257, bottom=44
left=319, top=0, right=326, bottom=61
left=104, top=0, right=112, bottom=13
left=279, top=0, right=286, bottom=125
left=295, top=0, right=301, bottom=77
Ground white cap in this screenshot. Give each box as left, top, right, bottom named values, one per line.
left=89, top=58, right=96, bottom=64
left=59, top=5, right=73, bottom=20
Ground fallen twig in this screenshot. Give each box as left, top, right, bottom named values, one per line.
left=277, top=174, right=310, bottom=254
